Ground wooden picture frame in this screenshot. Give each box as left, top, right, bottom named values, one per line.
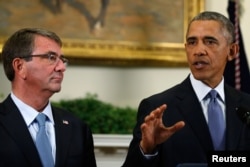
left=0, top=0, right=204, bottom=67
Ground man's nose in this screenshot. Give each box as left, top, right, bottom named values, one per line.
left=194, top=42, right=206, bottom=56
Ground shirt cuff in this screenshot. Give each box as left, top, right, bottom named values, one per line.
left=139, top=145, right=158, bottom=159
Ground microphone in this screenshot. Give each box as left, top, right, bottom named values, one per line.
left=235, top=106, right=250, bottom=126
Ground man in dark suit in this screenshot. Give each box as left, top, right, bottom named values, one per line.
left=122, top=11, right=250, bottom=167
left=0, top=28, right=97, bottom=167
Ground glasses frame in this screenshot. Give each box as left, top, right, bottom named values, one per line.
left=19, top=52, right=69, bottom=65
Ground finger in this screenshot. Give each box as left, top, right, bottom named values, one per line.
left=143, top=104, right=167, bottom=125
left=153, top=104, right=167, bottom=118
left=159, top=104, right=167, bottom=111
left=168, top=121, right=185, bottom=133
left=140, top=123, right=146, bottom=132
left=144, top=113, right=155, bottom=122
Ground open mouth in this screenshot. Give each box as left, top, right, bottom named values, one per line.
left=193, top=61, right=209, bottom=69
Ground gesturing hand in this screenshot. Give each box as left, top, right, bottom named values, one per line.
left=140, top=104, right=185, bottom=153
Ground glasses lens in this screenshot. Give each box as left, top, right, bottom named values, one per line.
left=60, top=56, right=69, bottom=65
left=48, top=53, right=58, bottom=64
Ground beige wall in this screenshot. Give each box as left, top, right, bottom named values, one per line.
left=1, top=0, right=250, bottom=108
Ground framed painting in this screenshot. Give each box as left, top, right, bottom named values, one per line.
left=0, top=0, right=204, bottom=67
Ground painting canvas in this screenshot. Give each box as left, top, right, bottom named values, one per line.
left=0, top=0, right=204, bottom=67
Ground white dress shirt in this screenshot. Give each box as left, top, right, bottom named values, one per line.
left=10, top=92, right=56, bottom=163
left=189, top=73, right=226, bottom=123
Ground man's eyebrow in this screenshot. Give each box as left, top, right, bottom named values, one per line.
left=186, top=36, right=218, bottom=41
left=203, top=36, right=217, bottom=41
left=47, top=51, right=64, bottom=57
left=186, top=36, right=197, bottom=41
left=47, top=51, right=57, bottom=55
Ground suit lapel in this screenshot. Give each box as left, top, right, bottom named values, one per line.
left=176, top=79, right=214, bottom=151
left=179, top=97, right=214, bottom=151
left=0, top=96, right=42, bottom=167
left=52, top=107, right=72, bottom=167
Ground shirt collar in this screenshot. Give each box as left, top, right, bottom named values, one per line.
left=189, top=73, right=225, bottom=102
left=10, top=92, right=55, bottom=126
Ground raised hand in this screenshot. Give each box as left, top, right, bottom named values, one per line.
left=140, top=104, right=185, bottom=153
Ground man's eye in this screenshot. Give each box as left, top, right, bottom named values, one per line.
left=49, top=54, right=57, bottom=61
left=187, top=40, right=196, bottom=45
left=205, top=40, right=215, bottom=45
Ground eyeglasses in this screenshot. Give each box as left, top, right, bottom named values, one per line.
left=19, top=52, right=69, bottom=65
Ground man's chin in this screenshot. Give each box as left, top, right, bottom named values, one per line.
left=192, top=73, right=209, bottom=82
left=51, top=87, right=61, bottom=93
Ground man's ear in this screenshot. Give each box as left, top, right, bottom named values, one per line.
left=228, top=43, right=239, bottom=61
left=12, top=58, right=27, bottom=79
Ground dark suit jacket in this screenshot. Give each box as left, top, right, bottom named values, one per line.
left=122, top=76, right=250, bottom=167
left=0, top=95, right=97, bottom=167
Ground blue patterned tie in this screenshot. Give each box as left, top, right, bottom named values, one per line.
left=207, top=90, right=225, bottom=150
left=35, top=113, right=54, bottom=167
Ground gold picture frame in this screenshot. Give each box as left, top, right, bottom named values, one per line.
left=0, top=0, right=204, bottom=67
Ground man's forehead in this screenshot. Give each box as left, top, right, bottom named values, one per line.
left=187, top=21, right=223, bottom=37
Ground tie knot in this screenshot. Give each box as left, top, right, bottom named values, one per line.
left=36, top=113, right=47, bottom=127
left=209, top=89, right=218, bottom=99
